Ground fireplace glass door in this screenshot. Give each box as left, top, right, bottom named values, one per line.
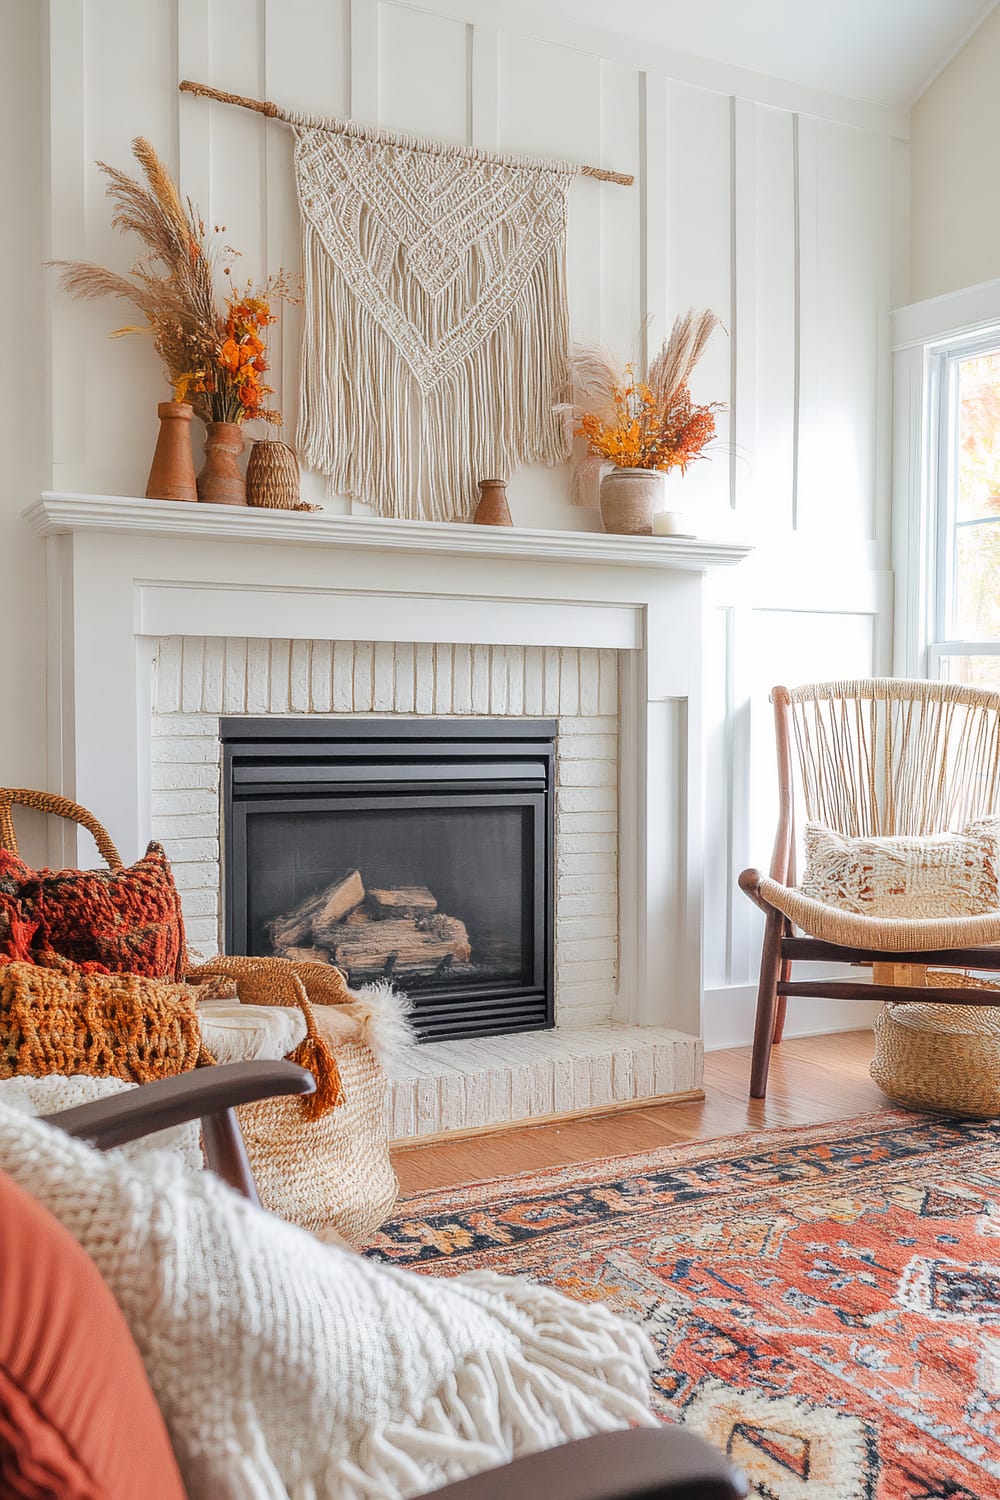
left=222, top=720, right=555, bottom=1041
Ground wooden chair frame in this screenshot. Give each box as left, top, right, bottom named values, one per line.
left=740, top=679, right=1000, bottom=1098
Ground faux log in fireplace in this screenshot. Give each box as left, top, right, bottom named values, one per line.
left=221, top=719, right=555, bottom=1041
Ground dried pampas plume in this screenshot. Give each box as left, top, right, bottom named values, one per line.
left=648, top=308, right=721, bottom=409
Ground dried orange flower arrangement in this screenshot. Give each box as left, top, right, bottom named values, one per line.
left=556, top=309, right=724, bottom=502
left=54, top=137, right=298, bottom=427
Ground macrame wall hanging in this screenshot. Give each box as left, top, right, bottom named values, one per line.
left=180, top=82, right=633, bottom=522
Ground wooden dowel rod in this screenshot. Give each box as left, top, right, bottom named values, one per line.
left=179, top=79, right=635, bottom=186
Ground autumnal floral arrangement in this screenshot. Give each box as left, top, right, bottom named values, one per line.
left=557, top=309, right=724, bottom=501
left=54, top=137, right=298, bottom=427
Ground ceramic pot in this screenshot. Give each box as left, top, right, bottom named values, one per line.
left=473, top=478, right=513, bottom=526
left=146, top=401, right=198, bottom=503
left=599, top=467, right=662, bottom=535
left=197, top=422, right=246, bottom=506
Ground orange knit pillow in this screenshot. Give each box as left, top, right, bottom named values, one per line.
left=0, top=844, right=187, bottom=980
left=0, top=1165, right=186, bottom=1500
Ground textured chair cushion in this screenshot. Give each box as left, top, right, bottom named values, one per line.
left=0, top=1166, right=185, bottom=1500
left=798, top=819, right=1000, bottom=919
left=0, top=844, right=186, bottom=979
left=0, top=1104, right=655, bottom=1500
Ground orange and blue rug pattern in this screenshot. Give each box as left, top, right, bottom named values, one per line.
left=371, top=1113, right=1000, bottom=1498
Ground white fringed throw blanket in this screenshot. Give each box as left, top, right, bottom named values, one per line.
left=291, top=116, right=574, bottom=520
left=0, top=1099, right=655, bottom=1498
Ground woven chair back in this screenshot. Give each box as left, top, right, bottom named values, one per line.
left=775, top=678, right=1000, bottom=837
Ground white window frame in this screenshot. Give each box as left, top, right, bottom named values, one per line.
left=891, top=280, right=1000, bottom=680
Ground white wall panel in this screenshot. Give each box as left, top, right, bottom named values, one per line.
left=796, top=117, right=881, bottom=543
left=378, top=3, right=469, bottom=141
left=661, top=81, right=732, bottom=515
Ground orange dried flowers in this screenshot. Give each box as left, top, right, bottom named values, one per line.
left=556, top=310, right=725, bottom=492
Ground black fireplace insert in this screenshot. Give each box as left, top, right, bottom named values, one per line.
left=221, top=718, right=556, bottom=1042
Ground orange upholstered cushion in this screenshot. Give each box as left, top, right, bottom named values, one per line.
left=0, top=1167, right=186, bottom=1500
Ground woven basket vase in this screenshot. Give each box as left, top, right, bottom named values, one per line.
left=871, top=972, right=1000, bottom=1118
left=246, top=439, right=304, bottom=510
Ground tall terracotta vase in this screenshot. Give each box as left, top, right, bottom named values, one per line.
left=473, top=478, right=513, bottom=526
left=197, top=422, right=246, bottom=506
left=146, top=401, right=198, bottom=503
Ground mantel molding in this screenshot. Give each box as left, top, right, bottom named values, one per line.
left=26, top=492, right=752, bottom=573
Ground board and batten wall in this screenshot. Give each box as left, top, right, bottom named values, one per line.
left=13, top=0, right=909, bottom=1042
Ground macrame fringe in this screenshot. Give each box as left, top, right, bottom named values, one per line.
left=186, top=1271, right=656, bottom=1499
left=297, top=221, right=571, bottom=521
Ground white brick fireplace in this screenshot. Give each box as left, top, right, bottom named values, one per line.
left=28, top=493, right=749, bottom=1139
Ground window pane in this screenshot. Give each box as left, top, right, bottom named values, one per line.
left=957, top=352, right=1000, bottom=523
left=939, top=654, right=1000, bottom=691
left=953, top=519, right=1000, bottom=639
left=952, top=352, right=1000, bottom=638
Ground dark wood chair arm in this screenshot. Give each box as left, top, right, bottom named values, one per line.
left=41, top=1061, right=315, bottom=1202
left=425, top=1428, right=748, bottom=1500
left=738, top=867, right=771, bottom=915
left=41, top=1060, right=315, bottom=1149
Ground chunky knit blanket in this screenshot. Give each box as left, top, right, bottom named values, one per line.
left=0, top=1102, right=656, bottom=1499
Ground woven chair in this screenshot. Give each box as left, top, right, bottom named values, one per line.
left=739, top=678, right=1000, bottom=1098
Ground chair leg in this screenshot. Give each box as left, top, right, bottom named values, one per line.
left=750, top=912, right=784, bottom=1099
left=772, top=966, right=790, bottom=1045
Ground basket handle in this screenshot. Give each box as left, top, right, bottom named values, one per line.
left=0, top=788, right=123, bottom=869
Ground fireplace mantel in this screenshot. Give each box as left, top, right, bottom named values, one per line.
left=28, top=487, right=750, bottom=1056
left=26, top=492, right=752, bottom=572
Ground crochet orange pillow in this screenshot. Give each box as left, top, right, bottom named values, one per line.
left=0, top=844, right=187, bottom=980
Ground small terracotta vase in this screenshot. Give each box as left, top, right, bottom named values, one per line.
left=197, top=422, right=246, bottom=506
left=599, top=467, right=663, bottom=535
left=473, top=478, right=513, bottom=526
left=146, top=401, right=198, bottom=503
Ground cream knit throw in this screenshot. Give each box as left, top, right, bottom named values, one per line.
left=292, top=117, right=573, bottom=521
left=0, top=1103, right=655, bottom=1499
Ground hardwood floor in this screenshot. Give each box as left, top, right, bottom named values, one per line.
left=392, top=1029, right=884, bottom=1194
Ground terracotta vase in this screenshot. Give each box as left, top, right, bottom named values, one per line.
left=473, top=478, right=513, bottom=526
left=145, top=401, right=198, bottom=503
left=197, top=422, right=246, bottom=506
left=599, top=467, right=663, bottom=535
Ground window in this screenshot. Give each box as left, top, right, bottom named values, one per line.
left=929, top=333, right=1000, bottom=686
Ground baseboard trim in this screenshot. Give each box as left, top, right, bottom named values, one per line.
left=389, top=1087, right=705, bottom=1150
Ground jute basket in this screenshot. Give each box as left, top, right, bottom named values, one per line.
left=238, top=1020, right=398, bottom=1246
left=188, top=956, right=398, bottom=1245
left=246, top=439, right=318, bottom=512
left=871, top=971, right=1000, bottom=1118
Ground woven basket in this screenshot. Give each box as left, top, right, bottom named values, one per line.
left=871, top=972, right=1000, bottom=1118
left=189, top=956, right=398, bottom=1244
left=246, top=439, right=318, bottom=512
left=238, top=1022, right=397, bottom=1245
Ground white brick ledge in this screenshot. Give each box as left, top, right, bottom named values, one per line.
left=386, top=1025, right=703, bottom=1140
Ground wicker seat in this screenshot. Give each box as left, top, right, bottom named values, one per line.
left=739, top=678, right=1000, bottom=1098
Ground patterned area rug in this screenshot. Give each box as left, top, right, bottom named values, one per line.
left=371, top=1113, right=1000, bottom=1498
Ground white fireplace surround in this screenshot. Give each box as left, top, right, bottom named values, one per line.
left=27, top=493, right=750, bottom=1136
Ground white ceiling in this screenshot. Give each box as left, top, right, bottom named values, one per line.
left=524, top=0, right=998, bottom=108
